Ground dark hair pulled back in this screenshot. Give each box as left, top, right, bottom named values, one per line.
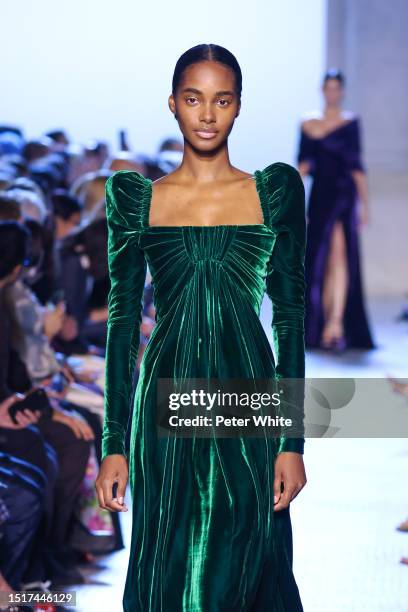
left=323, top=67, right=345, bottom=87
left=172, top=44, right=242, bottom=99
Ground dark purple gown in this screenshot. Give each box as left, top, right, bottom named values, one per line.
left=297, top=117, right=376, bottom=349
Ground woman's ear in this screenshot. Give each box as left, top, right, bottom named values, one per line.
left=168, top=94, right=177, bottom=120
left=235, top=100, right=241, bottom=118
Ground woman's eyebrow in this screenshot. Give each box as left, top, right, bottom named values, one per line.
left=180, top=87, right=234, bottom=96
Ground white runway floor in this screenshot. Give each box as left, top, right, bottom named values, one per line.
left=73, top=296, right=408, bottom=611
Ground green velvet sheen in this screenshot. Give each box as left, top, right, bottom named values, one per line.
left=102, top=162, right=306, bottom=611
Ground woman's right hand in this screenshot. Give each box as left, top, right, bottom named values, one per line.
left=95, top=454, right=129, bottom=512
left=0, top=394, right=41, bottom=429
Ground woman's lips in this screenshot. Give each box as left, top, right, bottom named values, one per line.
left=195, top=130, right=218, bottom=139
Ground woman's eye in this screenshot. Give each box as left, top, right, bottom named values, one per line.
left=184, top=97, right=230, bottom=106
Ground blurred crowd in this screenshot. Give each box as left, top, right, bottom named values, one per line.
left=0, top=125, right=182, bottom=607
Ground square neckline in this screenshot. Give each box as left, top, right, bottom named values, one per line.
left=143, top=170, right=269, bottom=230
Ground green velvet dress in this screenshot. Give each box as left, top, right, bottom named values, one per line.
left=101, top=162, right=306, bottom=612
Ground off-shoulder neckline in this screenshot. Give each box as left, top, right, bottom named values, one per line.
left=301, top=116, right=358, bottom=140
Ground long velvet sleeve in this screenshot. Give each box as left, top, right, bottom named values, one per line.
left=101, top=172, right=147, bottom=460
left=346, top=117, right=366, bottom=173
left=264, top=163, right=306, bottom=454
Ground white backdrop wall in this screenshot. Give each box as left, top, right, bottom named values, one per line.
left=1, top=0, right=326, bottom=171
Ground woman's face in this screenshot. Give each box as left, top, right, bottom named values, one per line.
left=322, top=78, right=344, bottom=106
left=169, top=60, right=240, bottom=151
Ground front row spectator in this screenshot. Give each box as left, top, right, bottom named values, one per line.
left=0, top=221, right=91, bottom=590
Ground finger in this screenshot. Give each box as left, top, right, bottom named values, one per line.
left=75, top=423, right=86, bottom=439
left=102, top=478, right=128, bottom=512
left=15, top=412, right=32, bottom=426
left=95, top=481, right=107, bottom=509
left=273, top=474, right=282, bottom=506
left=116, top=476, right=128, bottom=508
left=22, top=409, right=38, bottom=423
left=274, top=482, right=298, bottom=511
left=78, top=422, right=94, bottom=440
left=274, top=490, right=293, bottom=512
left=80, top=422, right=95, bottom=440
left=68, top=421, right=82, bottom=439
left=290, top=486, right=301, bottom=502
left=81, top=427, right=92, bottom=441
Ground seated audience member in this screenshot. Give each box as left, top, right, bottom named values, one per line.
left=105, top=151, right=146, bottom=174
left=67, top=140, right=110, bottom=185
left=55, top=219, right=109, bottom=352
left=6, top=182, right=48, bottom=224
left=22, top=139, right=53, bottom=164
left=0, top=154, right=28, bottom=179
left=29, top=160, right=64, bottom=207
left=4, top=227, right=66, bottom=383
left=51, top=189, right=82, bottom=240
left=0, top=221, right=92, bottom=587
left=45, top=129, right=70, bottom=150
left=70, top=170, right=110, bottom=224
left=0, top=214, right=119, bottom=541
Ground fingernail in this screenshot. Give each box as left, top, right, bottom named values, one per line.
left=118, top=496, right=124, bottom=505
left=274, top=495, right=279, bottom=503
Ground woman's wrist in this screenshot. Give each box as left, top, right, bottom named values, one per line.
left=279, top=437, right=305, bottom=454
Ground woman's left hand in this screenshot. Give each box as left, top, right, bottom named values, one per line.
left=53, top=408, right=95, bottom=441
left=358, top=202, right=370, bottom=228
left=273, top=452, right=307, bottom=511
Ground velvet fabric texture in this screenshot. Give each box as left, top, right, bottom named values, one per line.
left=102, top=162, right=306, bottom=611
left=297, top=117, right=376, bottom=349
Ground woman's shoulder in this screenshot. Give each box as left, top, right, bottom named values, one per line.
left=300, top=109, right=359, bottom=123
left=259, top=161, right=303, bottom=197
left=300, top=110, right=360, bottom=134
left=105, top=170, right=151, bottom=229
left=106, top=169, right=150, bottom=199
left=258, top=162, right=305, bottom=233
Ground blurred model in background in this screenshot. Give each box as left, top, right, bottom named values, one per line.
left=297, top=68, right=375, bottom=352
